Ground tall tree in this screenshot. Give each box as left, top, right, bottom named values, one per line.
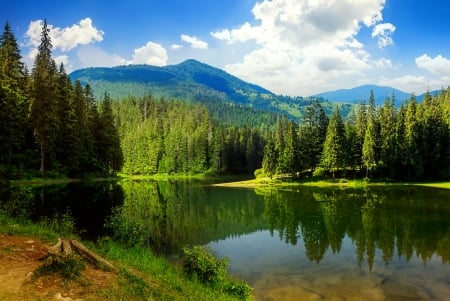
left=321, top=106, right=345, bottom=178
left=378, top=94, right=396, bottom=177
left=362, top=90, right=377, bottom=178
left=0, top=21, right=29, bottom=172
left=30, top=19, right=58, bottom=175
left=96, top=92, right=123, bottom=174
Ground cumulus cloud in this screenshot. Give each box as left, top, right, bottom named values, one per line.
left=181, top=34, right=208, bottom=49
left=211, top=0, right=391, bottom=95
left=26, top=18, right=104, bottom=52
left=372, top=23, right=396, bottom=48
left=415, top=54, right=450, bottom=75
left=132, top=41, right=168, bottom=66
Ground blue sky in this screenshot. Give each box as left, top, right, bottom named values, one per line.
left=2, top=0, right=450, bottom=96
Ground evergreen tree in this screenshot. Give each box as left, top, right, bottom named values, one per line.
left=404, top=95, right=423, bottom=178
left=299, top=101, right=328, bottom=172
left=378, top=94, right=396, bottom=177
left=362, top=90, right=377, bottom=178
left=262, top=137, right=277, bottom=178
left=0, top=21, right=29, bottom=173
left=321, top=106, right=345, bottom=178
left=30, top=19, right=58, bottom=175
left=96, top=92, right=123, bottom=174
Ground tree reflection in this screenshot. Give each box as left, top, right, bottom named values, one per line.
left=262, top=187, right=450, bottom=267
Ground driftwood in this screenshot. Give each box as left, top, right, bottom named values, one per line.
left=48, top=238, right=116, bottom=272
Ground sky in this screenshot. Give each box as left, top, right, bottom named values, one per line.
left=2, top=0, right=450, bottom=96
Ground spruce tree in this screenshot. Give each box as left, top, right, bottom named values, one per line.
left=362, top=90, right=377, bottom=178
left=321, top=106, right=345, bottom=178
left=0, top=21, right=29, bottom=173
left=30, top=19, right=58, bottom=175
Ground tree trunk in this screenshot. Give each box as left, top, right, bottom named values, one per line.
left=48, top=238, right=116, bottom=272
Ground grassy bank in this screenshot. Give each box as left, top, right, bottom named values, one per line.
left=215, top=176, right=450, bottom=190
left=0, top=211, right=251, bottom=301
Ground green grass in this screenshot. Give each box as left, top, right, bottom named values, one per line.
left=217, top=176, right=450, bottom=190
left=412, top=182, right=450, bottom=189
left=0, top=210, right=251, bottom=301
left=97, top=239, right=250, bottom=301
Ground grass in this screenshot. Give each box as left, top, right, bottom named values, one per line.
left=216, top=176, right=450, bottom=190
left=0, top=210, right=251, bottom=301
left=97, top=239, right=249, bottom=301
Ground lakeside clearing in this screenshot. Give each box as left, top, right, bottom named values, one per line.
left=0, top=213, right=250, bottom=301
left=213, top=177, right=450, bottom=190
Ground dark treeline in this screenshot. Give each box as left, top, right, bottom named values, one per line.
left=0, top=20, right=122, bottom=178
left=264, top=89, right=450, bottom=181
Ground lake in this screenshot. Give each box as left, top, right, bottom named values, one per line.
left=1, top=180, right=450, bottom=300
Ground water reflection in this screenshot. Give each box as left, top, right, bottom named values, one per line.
left=0, top=181, right=124, bottom=239
left=2, top=180, right=450, bottom=299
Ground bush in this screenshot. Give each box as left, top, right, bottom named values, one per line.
left=181, top=246, right=228, bottom=284
left=105, top=208, right=147, bottom=247
left=181, top=246, right=253, bottom=300
left=254, top=168, right=266, bottom=179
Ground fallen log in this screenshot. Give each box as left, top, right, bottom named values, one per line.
left=48, top=238, right=116, bottom=272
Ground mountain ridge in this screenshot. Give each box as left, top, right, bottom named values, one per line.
left=312, top=84, right=438, bottom=105
left=69, top=59, right=431, bottom=121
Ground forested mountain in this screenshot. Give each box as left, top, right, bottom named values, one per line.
left=2, top=20, right=450, bottom=181
left=313, top=84, right=438, bottom=106
left=69, top=60, right=354, bottom=122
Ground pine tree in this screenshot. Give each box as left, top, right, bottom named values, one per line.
left=378, top=94, right=396, bottom=177
left=321, top=106, right=345, bottom=178
left=96, top=92, right=123, bottom=174
left=30, top=19, right=58, bottom=175
left=362, top=90, right=377, bottom=178
left=262, top=137, right=277, bottom=179
left=0, top=21, right=29, bottom=173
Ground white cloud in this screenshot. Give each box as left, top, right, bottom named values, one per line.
left=76, top=45, right=128, bottom=67
left=210, top=22, right=259, bottom=44
left=26, top=18, right=104, bottom=52
left=374, top=58, right=393, bottom=69
left=415, top=54, right=450, bottom=75
left=54, top=55, right=72, bottom=70
left=181, top=34, right=208, bottom=49
left=132, top=41, right=168, bottom=66
left=212, top=0, right=390, bottom=95
left=171, top=44, right=183, bottom=50
left=372, top=23, right=396, bottom=48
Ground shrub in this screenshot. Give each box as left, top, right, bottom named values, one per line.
left=181, top=245, right=253, bottom=300
left=254, top=168, right=266, bottom=179
left=181, top=245, right=228, bottom=284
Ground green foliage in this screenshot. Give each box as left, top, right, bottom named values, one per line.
left=38, top=211, right=76, bottom=238
left=181, top=245, right=252, bottom=300
left=105, top=208, right=147, bottom=247
left=182, top=245, right=229, bottom=284
left=34, top=255, right=85, bottom=282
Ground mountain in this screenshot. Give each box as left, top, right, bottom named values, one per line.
left=312, top=84, right=439, bottom=106
left=70, top=59, right=353, bottom=122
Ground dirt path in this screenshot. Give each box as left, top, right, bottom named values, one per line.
left=0, top=234, right=116, bottom=301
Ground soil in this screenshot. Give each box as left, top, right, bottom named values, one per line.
left=0, top=234, right=117, bottom=301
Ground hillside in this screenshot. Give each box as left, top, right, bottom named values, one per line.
left=312, top=84, right=436, bottom=106
left=69, top=59, right=353, bottom=122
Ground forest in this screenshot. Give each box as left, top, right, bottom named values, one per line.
left=0, top=20, right=122, bottom=178
left=1, top=20, right=450, bottom=181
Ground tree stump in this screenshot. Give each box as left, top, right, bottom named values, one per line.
left=48, top=238, right=116, bottom=272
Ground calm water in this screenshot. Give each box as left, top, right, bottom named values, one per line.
left=1, top=180, right=450, bottom=300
